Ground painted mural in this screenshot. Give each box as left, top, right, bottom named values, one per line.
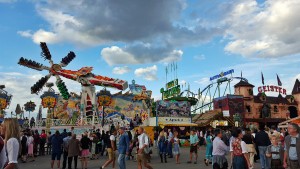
left=101, top=93, right=149, bottom=121
left=156, top=100, right=191, bottom=117
left=53, top=94, right=81, bottom=120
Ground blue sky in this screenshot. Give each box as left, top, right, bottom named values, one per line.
left=0, top=0, right=299, bottom=118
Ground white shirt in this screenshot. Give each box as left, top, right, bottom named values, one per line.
left=212, top=136, right=229, bottom=156
left=230, top=138, right=248, bottom=154
left=110, top=135, right=116, bottom=142
left=138, top=133, right=149, bottom=149
left=27, top=136, right=34, bottom=145
left=6, top=138, right=19, bottom=164
left=0, top=136, right=7, bottom=169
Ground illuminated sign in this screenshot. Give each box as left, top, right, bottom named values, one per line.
left=210, top=69, right=234, bottom=81
left=161, top=79, right=181, bottom=100
left=258, top=85, right=287, bottom=95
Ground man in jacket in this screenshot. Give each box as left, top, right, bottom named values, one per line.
left=283, top=123, right=300, bottom=169
left=118, top=127, right=130, bottom=169
left=62, top=132, right=72, bottom=169
left=255, top=125, right=271, bottom=169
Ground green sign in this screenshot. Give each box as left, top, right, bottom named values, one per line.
left=166, top=79, right=178, bottom=89
left=161, top=79, right=181, bottom=100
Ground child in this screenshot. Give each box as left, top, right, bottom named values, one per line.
left=173, top=131, right=180, bottom=164
left=266, top=135, right=284, bottom=169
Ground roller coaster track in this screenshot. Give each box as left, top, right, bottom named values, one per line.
left=180, top=77, right=248, bottom=114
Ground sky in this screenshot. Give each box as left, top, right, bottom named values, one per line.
left=0, top=0, right=300, bottom=118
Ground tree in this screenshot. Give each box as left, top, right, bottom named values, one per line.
left=15, top=104, right=22, bottom=118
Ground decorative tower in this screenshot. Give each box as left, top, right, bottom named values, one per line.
left=291, top=79, right=300, bottom=116
left=234, top=80, right=255, bottom=98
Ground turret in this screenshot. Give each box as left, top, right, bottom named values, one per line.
left=292, top=79, right=300, bottom=116
left=234, top=80, right=255, bottom=98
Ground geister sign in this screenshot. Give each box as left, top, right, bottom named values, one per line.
left=258, top=85, right=287, bottom=95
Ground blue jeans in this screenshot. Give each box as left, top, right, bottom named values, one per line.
left=118, top=154, right=126, bottom=169
left=167, top=142, right=173, bottom=156
left=258, top=146, right=269, bottom=169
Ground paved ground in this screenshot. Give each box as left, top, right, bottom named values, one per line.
left=18, top=146, right=261, bottom=169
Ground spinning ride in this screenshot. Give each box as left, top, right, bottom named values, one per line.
left=18, top=42, right=128, bottom=125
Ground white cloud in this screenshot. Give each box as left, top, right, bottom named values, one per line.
left=224, top=0, right=300, bottom=58
left=17, top=30, right=32, bottom=38
left=101, top=44, right=183, bottom=65
left=101, top=46, right=138, bottom=65
left=134, top=65, right=158, bottom=81
left=179, top=80, right=186, bottom=85
left=19, top=0, right=220, bottom=64
left=194, top=54, right=205, bottom=60
left=0, top=0, right=16, bottom=3
left=112, top=66, right=131, bottom=75
left=194, top=77, right=210, bottom=85
left=0, top=71, right=82, bottom=118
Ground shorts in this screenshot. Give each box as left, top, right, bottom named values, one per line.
left=137, top=152, right=147, bottom=163
left=51, top=152, right=62, bottom=160
left=190, top=145, right=197, bottom=153
left=107, top=148, right=115, bottom=160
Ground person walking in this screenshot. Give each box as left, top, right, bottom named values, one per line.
left=255, top=125, right=271, bottom=169
left=2, top=118, right=20, bottom=169
left=243, top=128, right=256, bottom=169
left=230, top=128, right=251, bottom=169
left=187, top=129, right=199, bottom=164
left=51, top=130, right=63, bottom=169
left=173, top=131, right=181, bottom=164
left=40, top=129, right=47, bottom=156
left=283, top=123, right=300, bottom=169
left=154, top=130, right=158, bottom=149
left=27, top=131, right=35, bottom=162
left=158, top=131, right=167, bottom=163
left=100, top=129, right=117, bottom=169
left=266, top=135, right=284, bottom=169
left=137, top=127, right=153, bottom=169
left=20, top=131, right=28, bottom=162
left=80, top=132, right=90, bottom=169
left=205, top=130, right=213, bottom=166
left=33, top=130, right=40, bottom=157
left=62, top=132, right=72, bottom=169
left=212, top=128, right=229, bottom=169
left=47, top=131, right=52, bottom=155
left=68, top=134, right=80, bottom=169
left=117, top=127, right=130, bottom=169
left=167, top=129, right=173, bottom=158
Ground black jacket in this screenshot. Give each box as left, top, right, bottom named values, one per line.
left=255, top=130, right=271, bottom=146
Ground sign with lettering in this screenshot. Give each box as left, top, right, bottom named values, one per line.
left=258, top=85, right=287, bottom=95
left=158, top=117, right=191, bottom=124
left=160, top=79, right=181, bottom=99
left=210, top=69, right=234, bottom=81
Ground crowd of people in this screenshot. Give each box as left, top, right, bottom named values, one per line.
left=1, top=117, right=300, bottom=169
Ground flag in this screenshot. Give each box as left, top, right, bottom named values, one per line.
left=277, top=74, right=282, bottom=86
left=261, top=72, right=265, bottom=85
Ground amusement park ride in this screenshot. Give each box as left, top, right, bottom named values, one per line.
left=179, top=70, right=249, bottom=114
left=18, top=42, right=128, bottom=125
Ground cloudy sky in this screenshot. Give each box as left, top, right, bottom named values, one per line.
left=0, top=0, right=299, bottom=118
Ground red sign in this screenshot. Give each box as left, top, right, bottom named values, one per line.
left=258, top=85, right=286, bottom=95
